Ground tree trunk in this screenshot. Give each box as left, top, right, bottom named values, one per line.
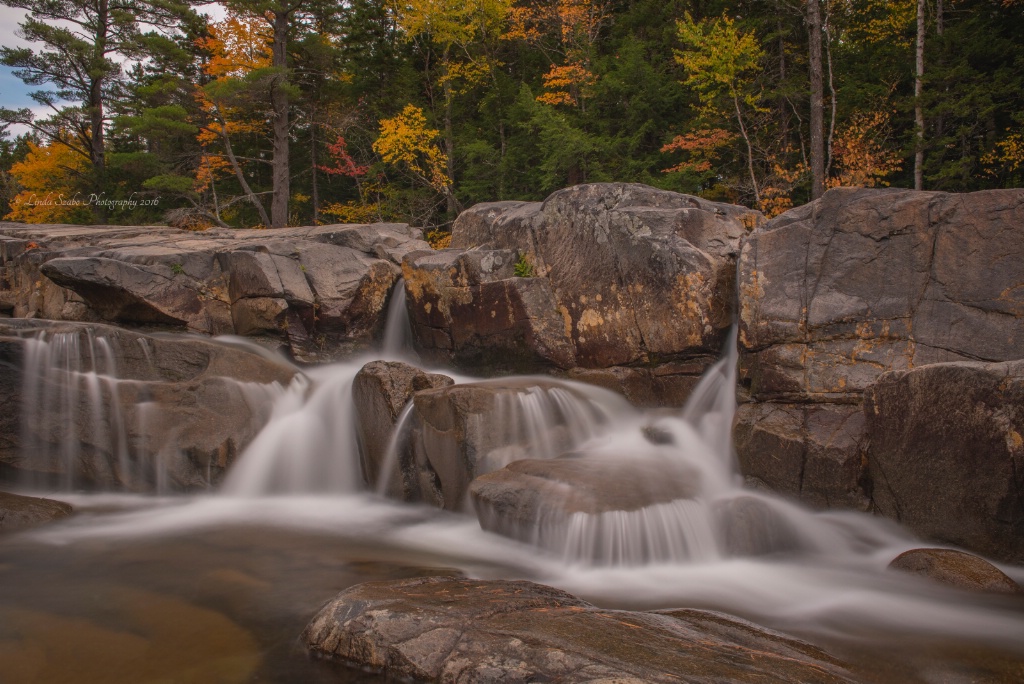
left=733, top=93, right=761, bottom=206
left=442, top=50, right=456, bottom=215
left=311, top=117, right=319, bottom=225
left=807, top=0, right=825, bottom=200
left=914, top=0, right=926, bottom=191
left=270, top=10, right=291, bottom=228
left=90, top=0, right=109, bottom=222
left=219, top=123, right=272, bottom=228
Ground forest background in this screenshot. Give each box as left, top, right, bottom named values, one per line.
left=1, top=0, right=1021, bottom=244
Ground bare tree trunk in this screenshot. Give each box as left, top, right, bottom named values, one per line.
left=914, top=0, right=926, bottom=191
left=219, top=124, right=272, bottom=228
left=807, top=0, right=825, bottom=199
left=442, top=49, right=457, bottom=215
left=89, top=0, right=109, bottom=222
left=734, top=93, right=761, bottom=206
left=311, top=116, right=319, bottom=225
left=270, top=10, right=291, bottom=227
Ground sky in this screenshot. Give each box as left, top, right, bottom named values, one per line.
left=1, top=4, right=225, bottom=139
left=1, top=7, right=42, bottom=121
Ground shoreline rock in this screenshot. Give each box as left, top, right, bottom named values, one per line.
left=303, top=576, right=858, bottom=683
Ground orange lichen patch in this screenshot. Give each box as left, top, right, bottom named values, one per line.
left=577, top=309, right=605, bottom=332
left=1008, top=430, right=1023, bottom=452
left=558, top=305, right=573, bottom=338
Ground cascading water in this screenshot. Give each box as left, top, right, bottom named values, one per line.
left=19, top=329, right=134, bottom=489
left=5, top=319, right=1024, bottom=683
left=381, top=278, right=417, bottom=359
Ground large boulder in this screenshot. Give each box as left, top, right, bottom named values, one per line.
left=888, top=548, right=1022, bottom=595
left=402, top=183, right=762, bottom=404
left=351, top=360, right=453, bottom=494
left=303, top=576, right=858, bottom=683
left=0, top=490, right=73, bottom=532
left=865, top=361, right=1024, bottom=563
left=735, top=188, right=1024, bottom=513
left=384, top=380, right=621, bottom=510
left=0, top=222, right=429, bottom=361
left=470, top=454, right=704, bottom=562
left=0, top=319, right=298, bottom=491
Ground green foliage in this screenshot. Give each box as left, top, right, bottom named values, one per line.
left=514, top=253, right=535, bottom=278
left=0, top=0, right=1021, bottom=229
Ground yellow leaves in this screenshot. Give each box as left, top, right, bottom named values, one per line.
left=675, top=12, right=763, bottom=109
left=196, top=13, right=273, bottom=79
left=321, top=201, right=381, bottom=224
left=841, top=0, right=915, bottom=48
left=395, top=0, right=512, bottom=47
left=5, top=140, right=91, bottom=224
left=983, top=129, right=1024, bottom=174
left=828, top=110, right=902, bottom=189
left=373, top=105, right=452, bottom=192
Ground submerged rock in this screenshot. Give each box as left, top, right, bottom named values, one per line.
left=0, top=222, right=428, bottom=361
left=865, top=361, right=1024, bottom=563
left=470, top=454, right=705, bottom=562
left=735, top=187, right=1024, bottom=518
left=888, top=548, right=1022, bottom=595
left=0, top=319, right=297, bottom=490
left=303, top=576, right=858, bottom=683
left=0, top=490, right=72, bottom=531
left=403, top=183, right=762, bottom=404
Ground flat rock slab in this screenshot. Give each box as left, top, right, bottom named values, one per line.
left=889, top=548, right=1022, bottom=595
left=303, top=576, right=858, bottom=683
left=0, top=490, right=72, bottom=531
left=0, top=221, right=428, bottom=360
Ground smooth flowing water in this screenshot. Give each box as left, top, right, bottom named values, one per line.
left=2, top=321, right=1024, bottom=682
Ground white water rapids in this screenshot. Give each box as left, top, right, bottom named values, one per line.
left=5, top=305, right=1024, bottom=680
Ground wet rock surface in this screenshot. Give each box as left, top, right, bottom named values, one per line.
left=403, top=183, right=762, bottom=404
left=0, top=490, right=72, bottom=531
left=352, top=360, right=453, bottom=495
left=470, top=454, right=702, bottom=555
left=387, top=380, right=613, bottom=510
left=303, top=576, right=858, bottom=683
left=0, top=222, right=428, bottom=361
left=0, top=319, right=297, bottom=490
left=735, top=188, right=1024, bottom=516
left=865, top=361, right=1024, bottom=563
left=889, top=548, right=1023, bottom=595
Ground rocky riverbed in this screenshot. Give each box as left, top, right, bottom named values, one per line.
left=1, top=183, right=1023, bottom=682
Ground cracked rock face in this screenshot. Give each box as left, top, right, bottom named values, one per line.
left=0, top=222, right=428, bottom=361
left=303, top=576, right=858, bottom=683
left=866, top=361, right=1024, bottom=563
left=402, top=183, right=762, bottom=402
left=734, top=188, right=1024, bottom=558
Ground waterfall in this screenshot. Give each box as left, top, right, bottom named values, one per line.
left=19, top=329, right=136, bottom=490
left=220, top=366, right=361, bottom=496
left=381, top=278, right=417, bottom=360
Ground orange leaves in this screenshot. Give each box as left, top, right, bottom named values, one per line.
left=373, top=105, right=452, bottom=192
left=5, top=140, right=91, bottom=224
left=661, top=128, right=735, bottom=174
left=827, top=110, right=902, bottom=189
left=537, top=64, right=596, bottom=106
left=195, top=13, right=273, bottom=80
left=506, top=0, right=607, bottom=107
